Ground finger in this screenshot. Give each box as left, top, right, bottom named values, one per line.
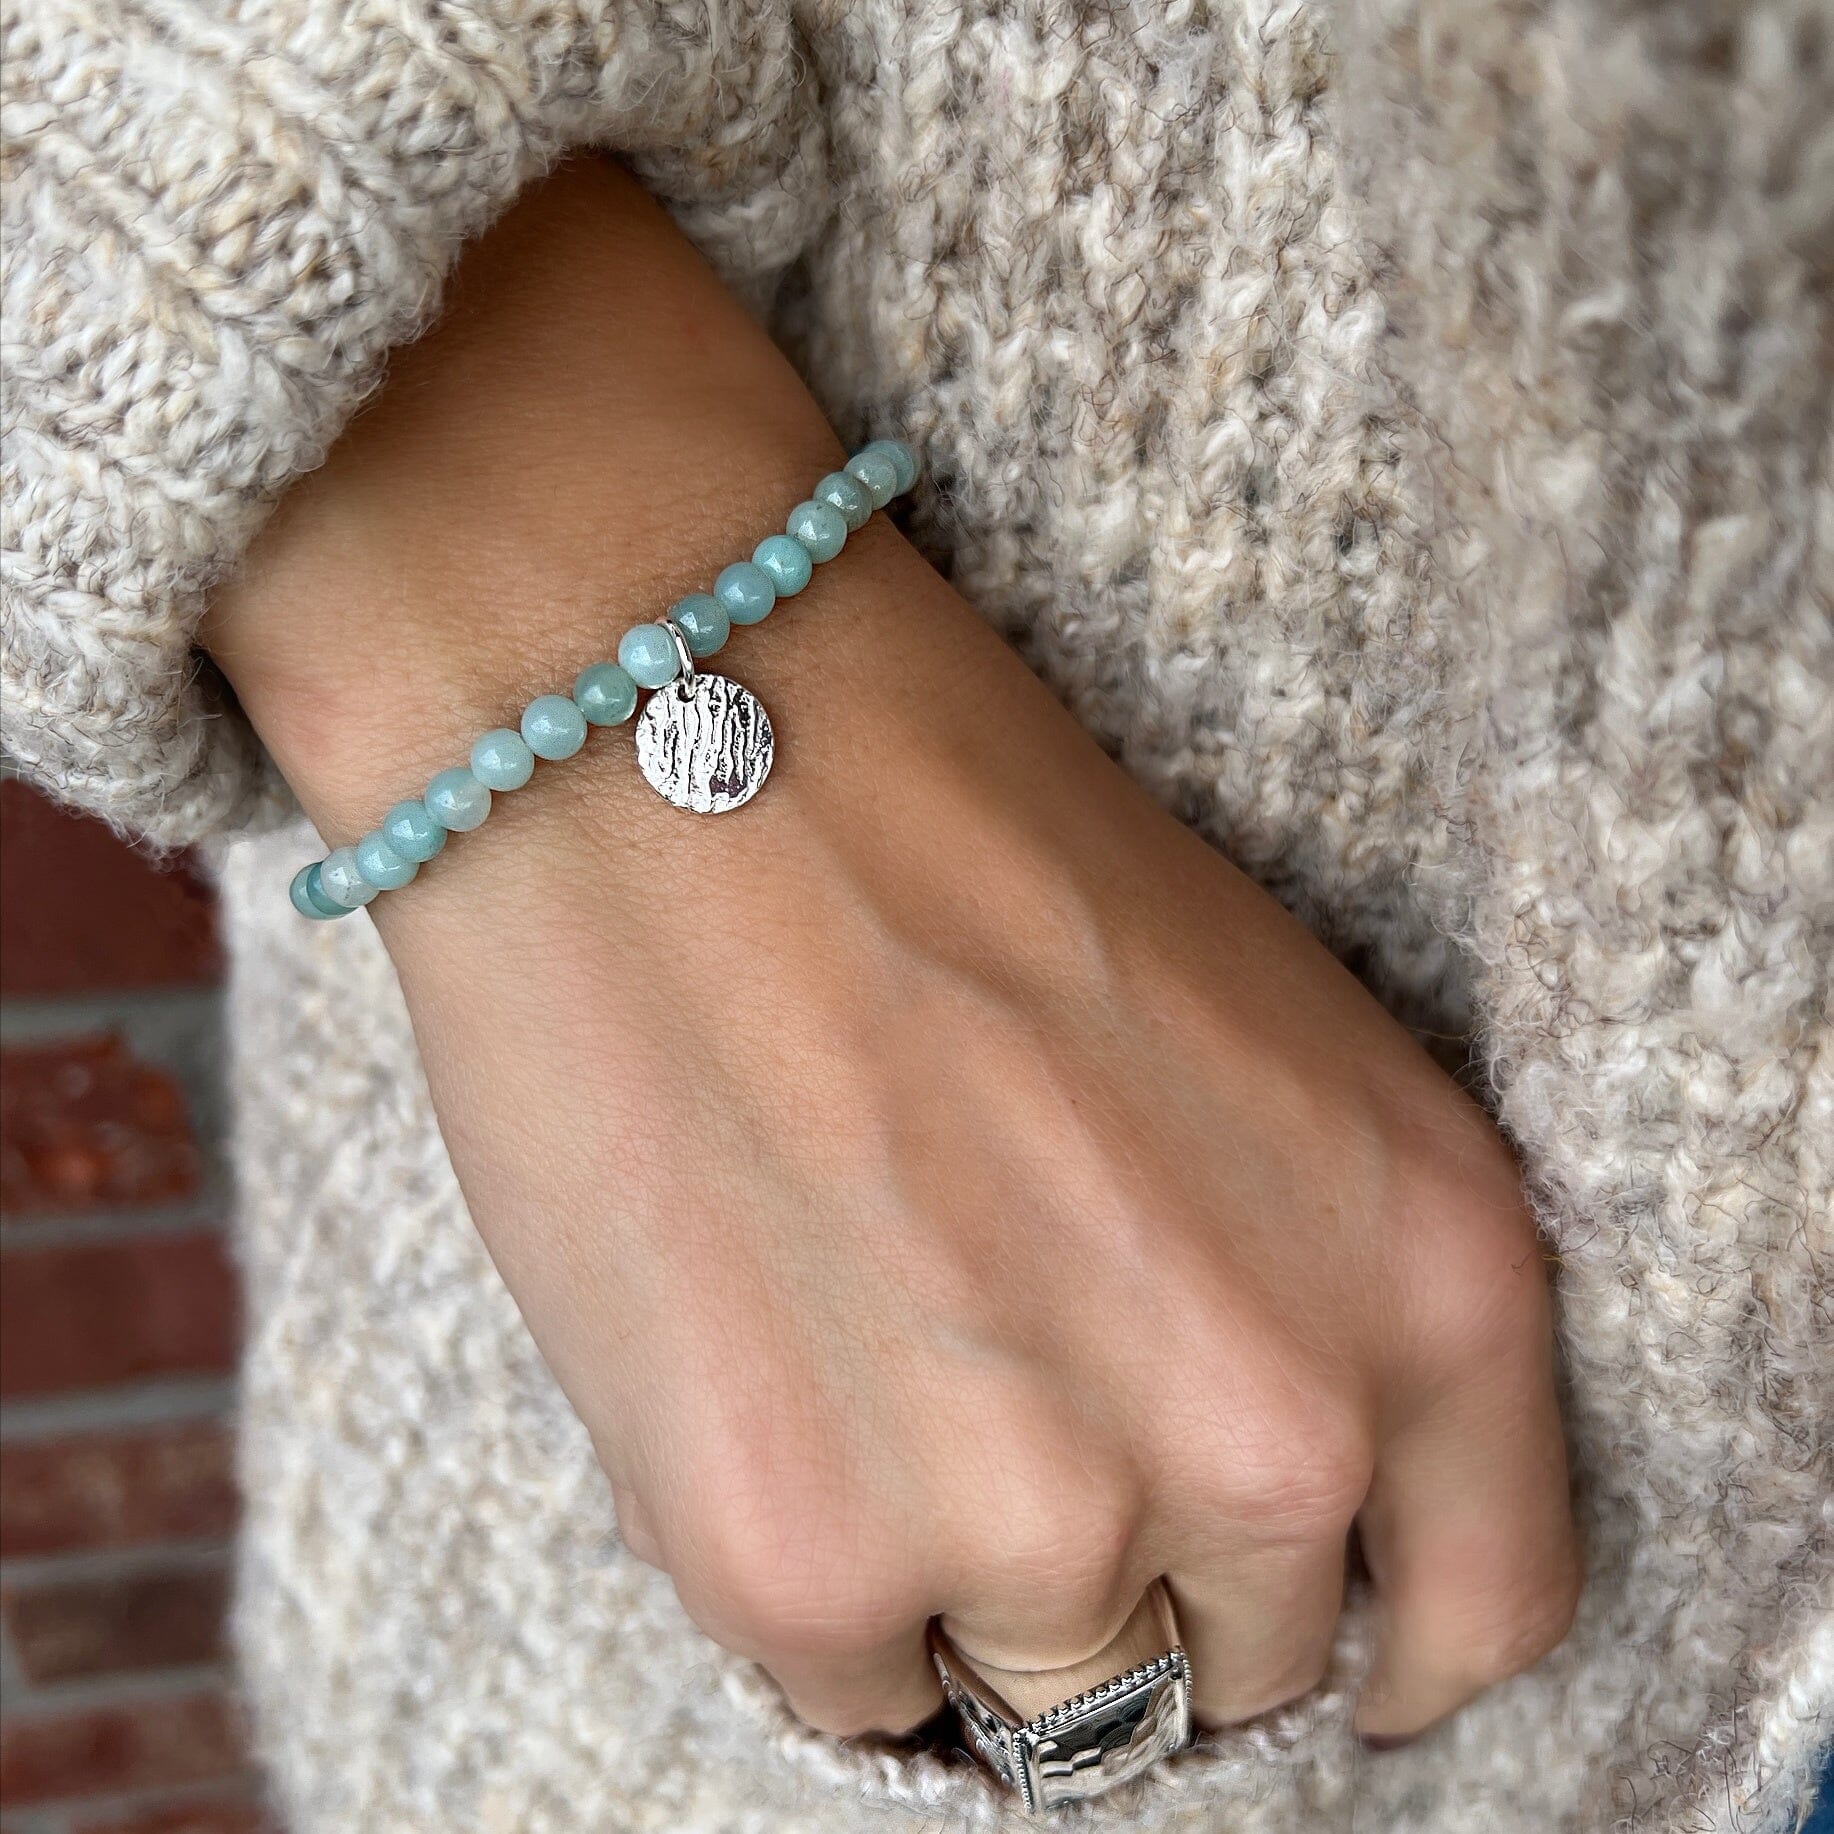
left=937, top=1581, right=1184, bottom=1725
left=1355, top=1342, right=1581, bottom=1743
left=1169, top=1537, right=1346, bottom=1727
left=763, top=1624, right=945, bottom=1737
left=937, top=1564, right=1144, bottom=1678
left=608, top=1480, right=664, bottom=1568
left=927, top=1448, right=1152, bottom=1676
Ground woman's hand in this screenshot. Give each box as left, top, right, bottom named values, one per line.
left=207, top=158, right=1579, bottom=1745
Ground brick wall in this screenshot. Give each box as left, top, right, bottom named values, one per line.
left=1, top=783, right=270, bottom=1834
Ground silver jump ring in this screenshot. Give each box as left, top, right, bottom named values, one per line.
left=664, top=620, right=697, bottom=691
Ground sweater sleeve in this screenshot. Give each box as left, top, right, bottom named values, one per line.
left=0, top=0, right=817, bottom=847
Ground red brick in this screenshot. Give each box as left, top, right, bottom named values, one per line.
left=0, top=1236, right=238, bottom=1399
left=1, top=1037, right=202, bottom=1215
left=74, top=1802, right=270, bottom=1834
left=0, top=1423, right=236, bottom=1557
left=0, top=783, right=220, bottom=997
left=5, top=1565, right=228, bottom=1684
left=0, top=1693, right=246, bottom=1806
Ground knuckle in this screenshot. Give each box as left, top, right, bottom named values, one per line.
left=994, top=1499, right=1134, bottom=1599
left=972, top=1442, right=1140, bottom=1577
left=1187, top=1404, right=1373, bottom=1540
left=955, top=1468, right=1145, bottom=1664
left=724, top=1573, right=909, bottom=1662
left=1269, top=1421, right=1374, bottom=1534
left=685, top=1511, right=912, bottom=1661
left=1404, top=1174, right=1553, bottom=1380
left=1202, top=1647, right=1331, bottom=1725
left=989, top=1478, right=1138, bottom=1598
left=1461, top=1557, right=1583, bottom=1685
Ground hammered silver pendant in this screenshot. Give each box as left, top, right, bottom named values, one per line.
left=634, top=671, right=774, bottom=814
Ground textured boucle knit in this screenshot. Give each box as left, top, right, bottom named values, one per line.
left=4, top=1, right=1831, bottom=1830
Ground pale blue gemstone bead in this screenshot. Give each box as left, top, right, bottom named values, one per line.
left=786, top=499, right=848, bottom=564
left=669, top=594, right=729, bottom=658
left=318, top=846, right=379, bottom=910
left=471, top=728, right=535, bottom=791
left=355, top=830, right=417, bottom=891
left=574, top=662, right=638, bottom=725
left=859, top=437, right=918, bottom=495
left=715, top=560, right=777, bottom=626
left=753, top=533, right=813, bottom=597
left=382, top=800, right=447, bottom=863
left=521, top=694, right=587, bottom=761
left=425, top=767, right=491, bottom=832
left=844, top=447, right=899, bottom=508
left=813, top=469, right=874, bottom=532
left=619, top=623, right=681, bottom=689
left=290, top=863, right=346, bottom=920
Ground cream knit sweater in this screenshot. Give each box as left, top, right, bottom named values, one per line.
left=4, top=2, right=1830, bottom=1830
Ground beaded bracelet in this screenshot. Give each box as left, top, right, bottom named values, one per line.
left=289, top=440, right=919, bottom=920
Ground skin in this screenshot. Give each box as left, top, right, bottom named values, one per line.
left=205, top=158, right=1580, bottom=1745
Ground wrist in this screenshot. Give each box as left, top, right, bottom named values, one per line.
left=197, top=155, right=1174, bottom=989
left=200, top=154, right=856, bottom=842
left=219, top=430, right=862, bottom=844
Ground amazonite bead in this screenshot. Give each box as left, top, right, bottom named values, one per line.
left=290, top=863, right=346, bottom=920
left=753, top=533, right=813, bottom=597
left=813, top=469, right=874, bottom=532
left=521, top=694, right=587, bottom=761
left=618, top=623, right=681, bottom=689
left=318, top=846, right=379, bottom=910
left=859, top=437, right=918, bottom=495
left=669, top=594, right=729, bottom=658
left=425, top=768, right=491, bottom=832
left=786, top=499, right=848, bottom=564
left=574, top=662, right=638, bottom=725
left=844, top=447, right=899, bottom=508
left=471, top=728, right=535, bottom=791
left=382, top=800, right=447, bottom=863
left=715, top=560, right=776, bottom=626
left=355, top=830, right=417, bottom=891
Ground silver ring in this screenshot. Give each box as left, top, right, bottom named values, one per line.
left=929, top=1600, right=1192, bottom=1813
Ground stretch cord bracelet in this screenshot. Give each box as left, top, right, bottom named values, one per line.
left=289, top=440, right=919, bottom=919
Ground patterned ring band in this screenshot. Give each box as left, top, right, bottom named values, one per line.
left=929, top=1583, right=1193, bottom=1814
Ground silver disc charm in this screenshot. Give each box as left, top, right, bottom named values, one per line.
left=633, top=672, right=774, bottom=814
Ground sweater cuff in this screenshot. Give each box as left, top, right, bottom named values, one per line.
left=1, top=0, right=814, bottom=848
